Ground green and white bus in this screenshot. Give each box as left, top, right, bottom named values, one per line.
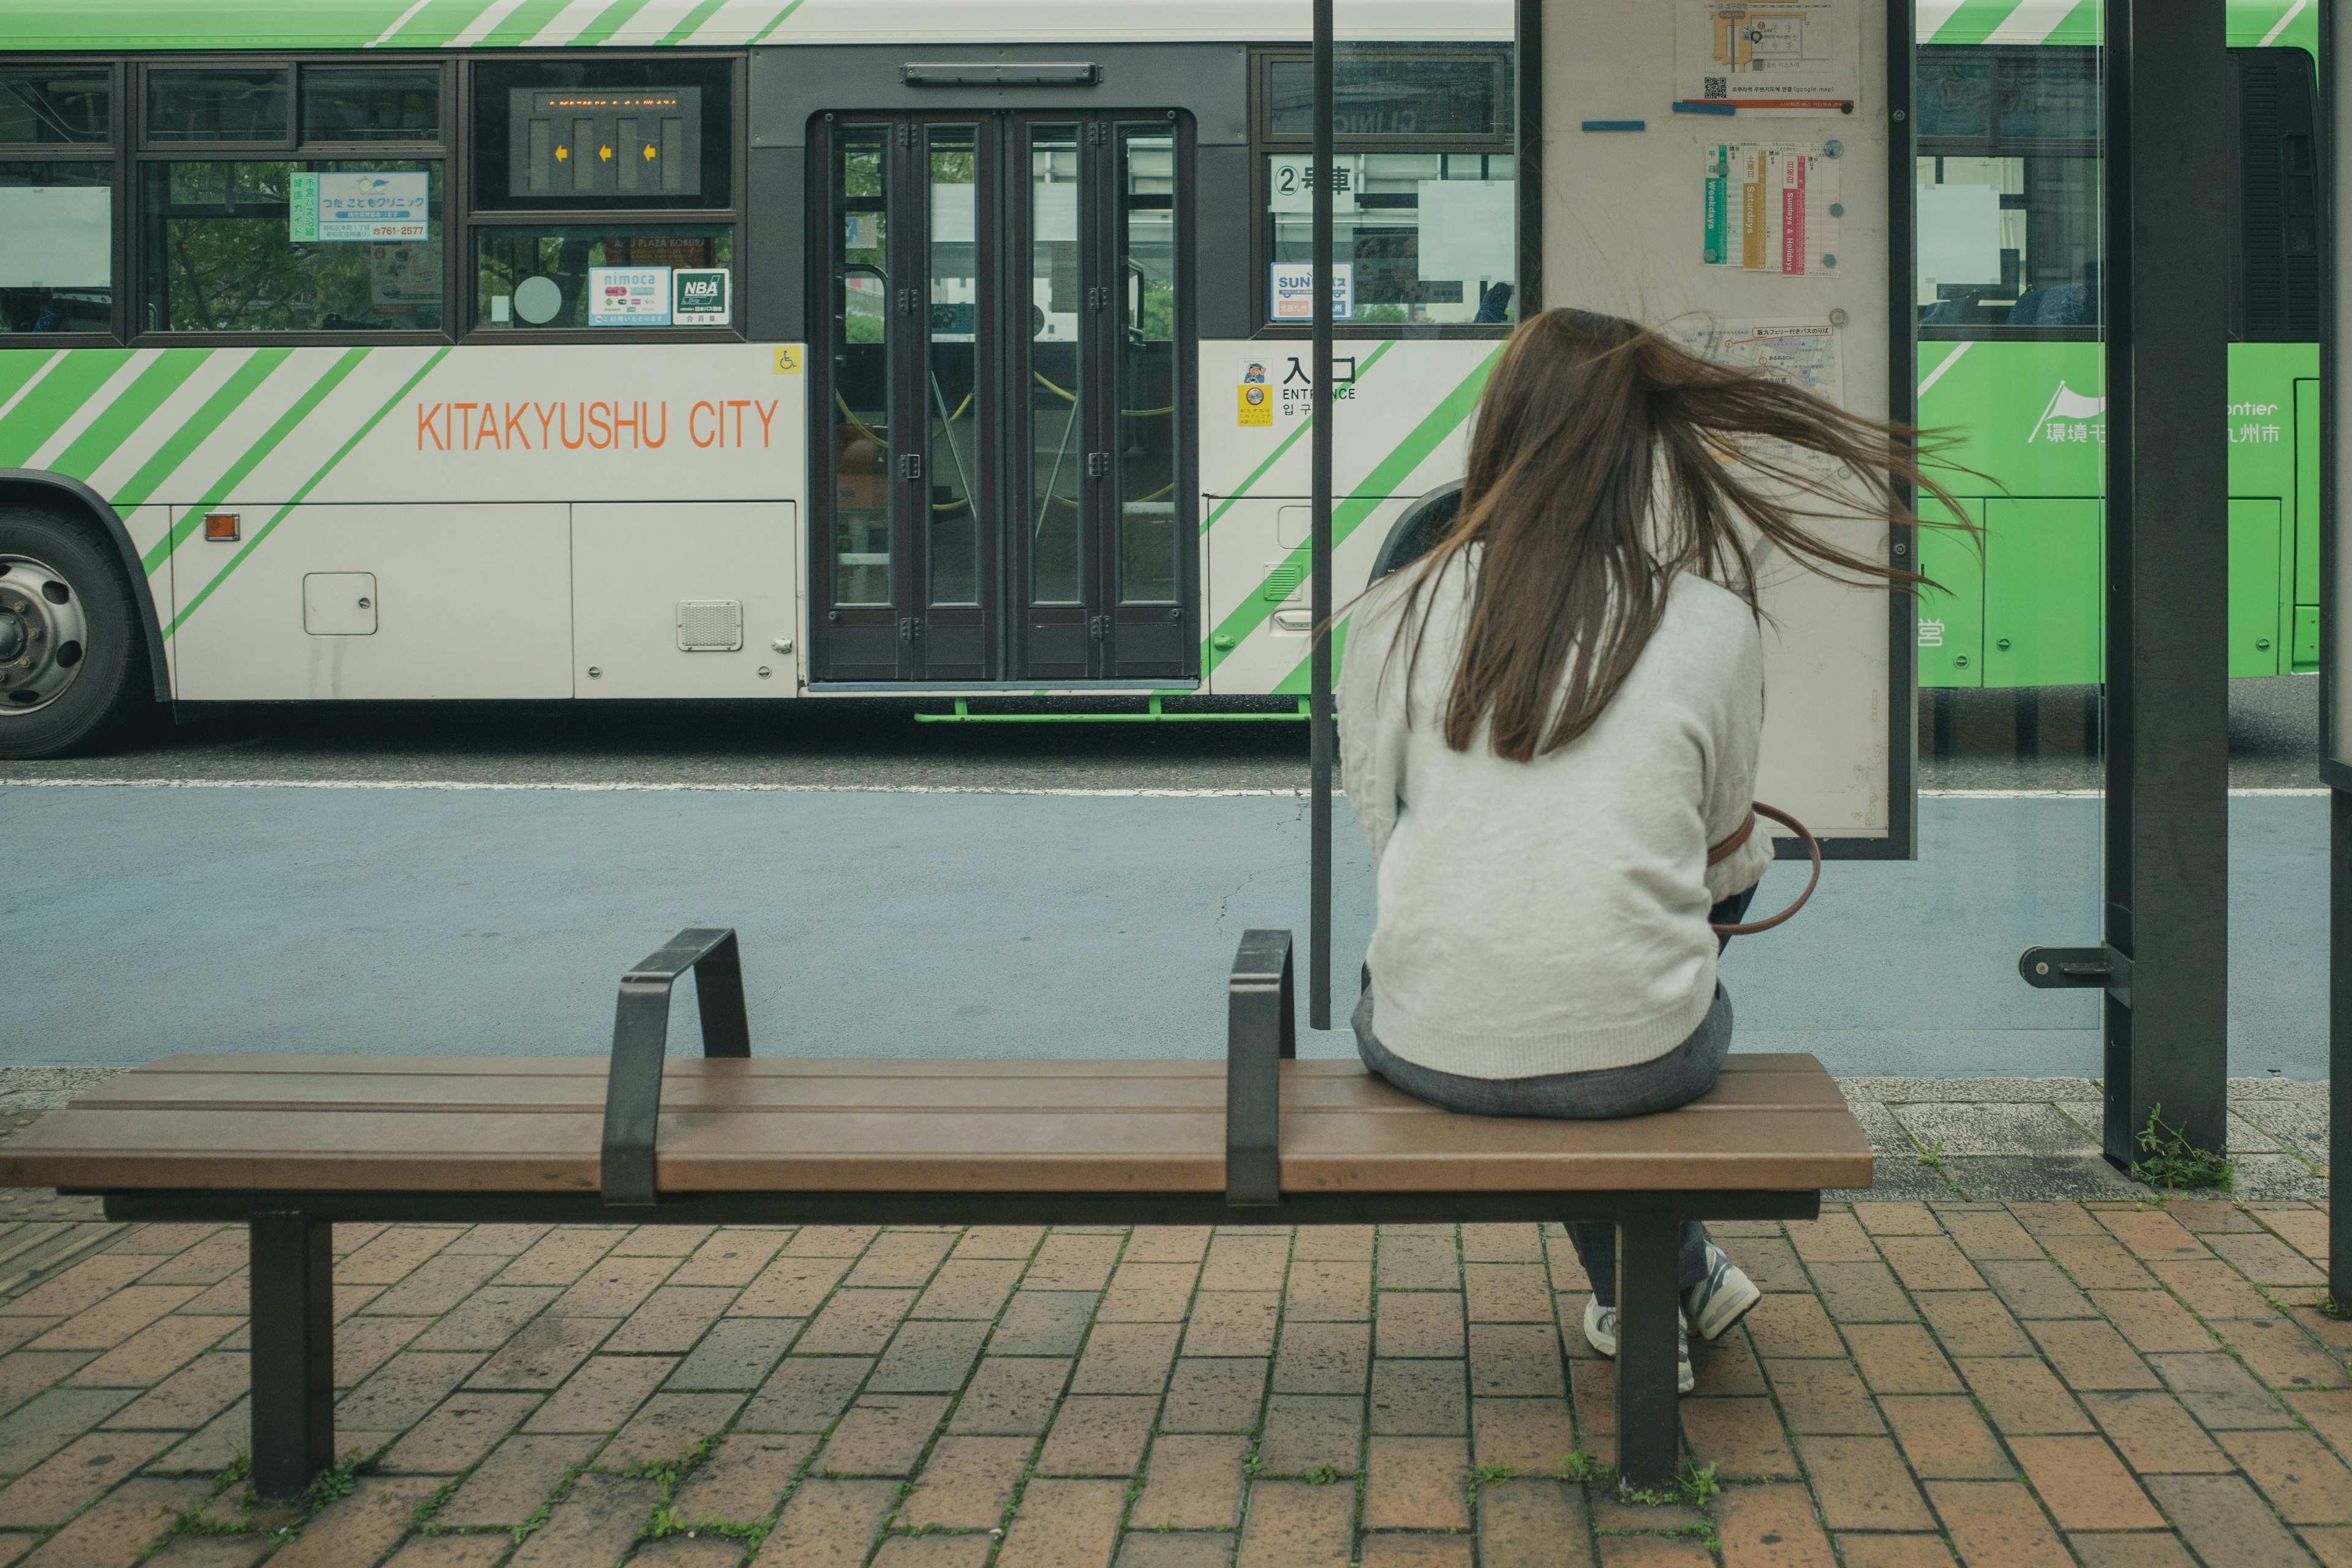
left=0, top=0, right=2316, bottom=759
left=0, top=0, right=1530, bottom=756
left=1914, top=0, right=2322, bottom=688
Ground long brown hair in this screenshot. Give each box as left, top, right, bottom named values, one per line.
left=1375, top=308, right=1972, bottom=762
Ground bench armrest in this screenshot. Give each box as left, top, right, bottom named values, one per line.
left=601, top=927, right=752, bottom=1207
left=1226, top=928, right=1295, bottom=1207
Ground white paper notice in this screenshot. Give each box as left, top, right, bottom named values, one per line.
left=1678, top=0, right=1862, bottom=110
left=1915, top=182, right=2003, bottom=290
left=0, top=187, right=109, bottom=287
left=1415, top=180, right=1515, bottom=284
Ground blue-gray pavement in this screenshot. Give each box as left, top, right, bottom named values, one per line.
left=2, top=786, right=2326, bottom=1077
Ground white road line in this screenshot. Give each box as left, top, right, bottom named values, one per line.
left=0, top=777, right=1317, bottom=798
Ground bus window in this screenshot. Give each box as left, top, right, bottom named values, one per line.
left=1915, top=46, right=2101, bottom=334
left=0, top=70, right=109, bottom=145
left=303, top=69, right=440, bottom=145
left=147, top=67, right=290, bottom=144
left=474, top=225, right=729, bottom=330
left=0, top=70, right=112, bottom=335
left=141, top=160, right=444, bottom=332
left=1255, top=45, right=1515, bottom=328
left=468, top=58, right=734, bottom=336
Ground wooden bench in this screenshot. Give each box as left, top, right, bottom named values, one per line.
left=0, top=927, right=1869, bottom=1499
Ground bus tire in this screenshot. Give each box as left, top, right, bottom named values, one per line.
left=0, top=506, right=155, bottom=760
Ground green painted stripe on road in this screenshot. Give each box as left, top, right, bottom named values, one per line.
left=1204, top=344, right=1499, bottom=674
left=170, top=348, right=450, bottom=638
left=130, top=350, right=296, bottom=570
left=152, top=349, right=373, bottom=578
left=0, top=350, right=132, bottom=469
left=52, top=350, right=211, bottom=485
left=1202, top=340, right=1393, bottom=534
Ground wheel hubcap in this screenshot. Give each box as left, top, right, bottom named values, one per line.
left=0, top=556, right=89, bottom=717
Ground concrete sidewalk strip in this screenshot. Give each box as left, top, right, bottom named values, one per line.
left=0, top=1087, right=2334, bottom=1564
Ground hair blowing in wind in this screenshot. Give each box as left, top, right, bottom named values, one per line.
left=1371, top=308, right=1973, bottom=763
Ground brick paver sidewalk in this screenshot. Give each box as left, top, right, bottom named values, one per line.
left=0, top=1193, right=2334, bottom=1566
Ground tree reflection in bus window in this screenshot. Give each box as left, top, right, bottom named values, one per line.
left=833, top=127, right=892, bottom=608
left=143, top=160, right=443, bottom=331
left=1028, top=125, right=1082, bottom=605
left=1119, top=130, right=1178, bottom=604
left=927, top=125, right=980, bottom=608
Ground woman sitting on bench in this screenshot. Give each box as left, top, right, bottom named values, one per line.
left=1339, top=308, right=1960, bottom=1392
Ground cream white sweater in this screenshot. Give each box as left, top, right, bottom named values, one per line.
left=1339, top=556, right=1774, bottom=1079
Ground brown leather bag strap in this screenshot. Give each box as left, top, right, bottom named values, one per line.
left=1706, top=812, right=1755, bottom=866
left=1710, top=802, right=1823, bottom=936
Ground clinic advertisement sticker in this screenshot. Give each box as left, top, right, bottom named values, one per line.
left=289, top=172, right=431, bottom=243
left=590, top=266, right=671, bottom=326
left=674, top=268, right=731, bottom=326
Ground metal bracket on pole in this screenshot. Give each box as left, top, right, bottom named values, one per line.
left=2018, top=944, right=2134, bottom=1008
left=1226, top=928, right=1296, bottom=1207
left=600, top=927, right=752, bottom=1207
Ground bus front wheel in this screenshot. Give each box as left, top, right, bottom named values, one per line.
left=0, top=508, right=154, bottom=760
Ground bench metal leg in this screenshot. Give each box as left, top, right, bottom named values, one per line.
left=249, top=1212, right=333, bottom=1501
left=1613, top=1214, right=1682, bottom=1493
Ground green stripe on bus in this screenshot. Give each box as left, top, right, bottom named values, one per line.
left=1201, top=340, right=1394, bottom=534
left=51, top=350, right=211, bottom=484
left=0, top=350, right=133, bottom=469
left=1928, top=0, right=2031, bottom=44
left=0, top=351, right=59, bottom=412
left=749, top=0, right=811, bottom=41
left=413, top=0, right=525, bottom=47
left=129, top=350, right=296, bottom=570
left=660, top=0, right=732, bottom=44
left=153, top=349, right=372, bottom=573
left=568, top=0, right=662, bottom=46
left=1203, top=344, right=1499, bottom=674
left=170, top=347, right=450, bottom=636
left=480, top=0, right=571, bottom=43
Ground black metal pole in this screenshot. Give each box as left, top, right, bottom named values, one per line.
left=2099, top=0, right=2232, bottom=1163
left=2334, top=790, right=2351, bottom=1306
left=1309, top=0, right=1335, bottom=1030
left=2327, top=0, right=2350, bottom=1311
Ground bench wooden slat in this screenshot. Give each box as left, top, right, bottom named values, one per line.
left=56, top=1054, right=1850, bottom=1114
left=0, top=1055, right=1871, bottom=1196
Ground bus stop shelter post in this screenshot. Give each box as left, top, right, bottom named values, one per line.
left=2098, top=0, right=2232, bottom=1166
left=1310, top=0, right=1335, bottom=1031
left=2327, top=0, right=2351, bottom=1311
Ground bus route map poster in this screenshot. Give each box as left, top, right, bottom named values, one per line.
left=1676, top=0, right=1861, bottom=111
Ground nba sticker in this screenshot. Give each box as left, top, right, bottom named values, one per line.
left=674, top=268, right=731, bottom=326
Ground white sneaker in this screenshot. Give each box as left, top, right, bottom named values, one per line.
left=1581, top=1296, right=1694, bottom=1395
left=1681, top=1244, right=1762, bottom=1343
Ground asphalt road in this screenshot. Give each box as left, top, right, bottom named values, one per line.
left=2, top=782, right=2326, bottom=1079
left=0, top=675, right=2320, bottom=793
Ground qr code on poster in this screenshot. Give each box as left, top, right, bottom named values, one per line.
left=1703, top=76, right=1728, bottom=99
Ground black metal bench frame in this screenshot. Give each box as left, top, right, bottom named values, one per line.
left=78, top=927, right=1823, bottom=1500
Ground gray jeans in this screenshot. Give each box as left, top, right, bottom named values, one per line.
left=1351, top=888, right=1752, bottom=1308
